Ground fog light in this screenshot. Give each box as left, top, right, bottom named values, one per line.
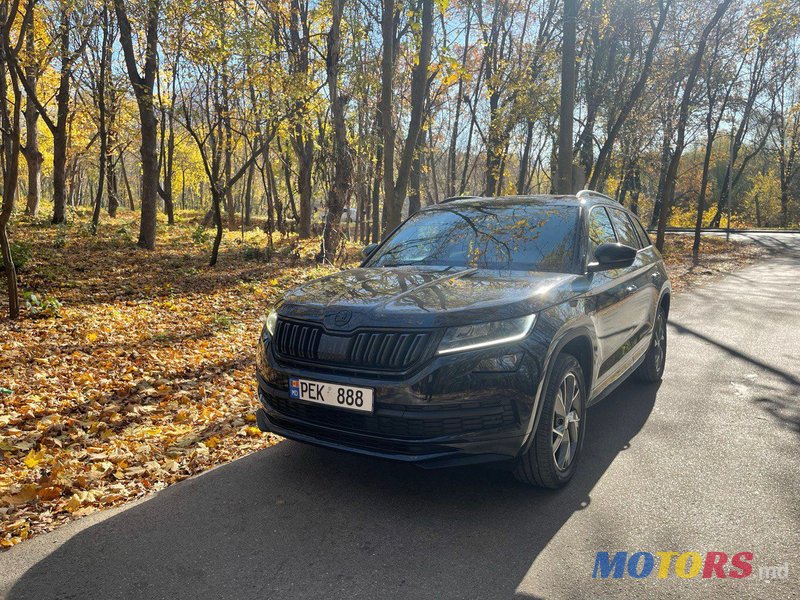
left=474, top=353, right=522, bottom=372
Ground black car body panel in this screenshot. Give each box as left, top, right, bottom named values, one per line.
left=255, top=194, right=670, bottom=466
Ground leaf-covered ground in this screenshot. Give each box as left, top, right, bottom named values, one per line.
left=0, top=211, right=766, bottom=548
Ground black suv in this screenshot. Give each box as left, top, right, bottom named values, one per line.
left=255, top=192, right=670, bottom=487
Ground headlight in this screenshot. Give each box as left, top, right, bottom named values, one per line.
left=437, top=314, right=536, bottom=355
left=265, top=309, right=278, bottom=337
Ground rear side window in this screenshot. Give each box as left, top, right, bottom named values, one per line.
left=608, top=208, right=642, bottom=249
left=587, top=207, right=617, bottom=257
left=630, top=215, right=652, bottom=247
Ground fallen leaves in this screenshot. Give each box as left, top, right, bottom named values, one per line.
left=1, top=209, right=357, bottom=548
left=660, top=235, right=768, bottom=293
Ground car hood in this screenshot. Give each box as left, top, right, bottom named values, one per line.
left=276, top=266, right=587, bottom=330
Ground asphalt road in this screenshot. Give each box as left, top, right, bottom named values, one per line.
left=1, top=233, right=798, bottom=600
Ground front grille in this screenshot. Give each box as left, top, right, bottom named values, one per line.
left=274, top=320, right=322, bottom=361
left=273, top=318, right=434, bottom=372
left=263, top=393, right=517, bottom=439
left=350, top=331, right=430, bottom=370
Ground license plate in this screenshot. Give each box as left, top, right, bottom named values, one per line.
left=288, top=377, right=374, bottom=413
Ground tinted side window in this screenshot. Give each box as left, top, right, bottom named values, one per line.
left=630, top=215, right=652, bottom=247
left=587, top=207, right=617, bottom=257
left=608, top=208, right=642, bottom=249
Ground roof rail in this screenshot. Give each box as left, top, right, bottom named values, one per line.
left=576, top=189, right=614, bottom=201
left=440, top=195, right=483, bottom=204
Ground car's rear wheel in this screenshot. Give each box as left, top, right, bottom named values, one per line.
left=513, top=354, right=586, bottom=488
left=633, top=306, right=667, bottom=383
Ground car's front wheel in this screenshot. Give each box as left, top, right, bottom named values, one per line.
left=513, top=353, right=586, bottom=488
left=633, top=305, right=667, bottom=383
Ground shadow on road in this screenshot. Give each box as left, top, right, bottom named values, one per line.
left=9, top=380, right=659, bottom=600
left=669, top=322, right=800, bottom=437
left=736, top=233, right=800, bottom=260
left=669, top=322, right=800, bottom=387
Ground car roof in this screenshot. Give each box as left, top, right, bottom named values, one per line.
left=424, top=191, right=623, bottom=212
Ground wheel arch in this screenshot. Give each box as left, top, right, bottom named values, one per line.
left=659, top=290, right=671, bottom=317
left=560, top=335, right=593, bottom=394
left=520, top=325, right=596, bottom=455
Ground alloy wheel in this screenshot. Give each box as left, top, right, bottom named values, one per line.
left=552, top=372, right=581, bottom=471
left=652, top=311, right=666, bottom=372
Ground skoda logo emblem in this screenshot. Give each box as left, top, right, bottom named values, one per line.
left=333, top=310, right=352, bottom=327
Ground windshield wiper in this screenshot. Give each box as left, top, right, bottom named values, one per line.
left=382, top=260, right=428, bottom=267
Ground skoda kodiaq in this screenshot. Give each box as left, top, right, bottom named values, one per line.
left=255, top=191, right=670, bottom=487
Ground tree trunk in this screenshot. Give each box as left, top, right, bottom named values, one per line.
left=120, top=154, right=135, bottom=210
left=107, top=90, right=120, bottom=217
left=209, top=187, right=224, bottom=267
left=0, top=0, right=25, bottom=318
left=318, top=0, right=353, bottom=263
left=51, top=11, right=73, bottom=224
left=485, top=95, right=505, bottom=196
left=114, top=0, right=160, bottom=249
left=692, top=111, right=721, bottom=262
left=244, top=160, right=254, bottom=227
left=138, top=105, right=159, bottom=248
left=650, top=111, right=674, bottom=228
left=266, top=154, right=281, bottom=235
left=107, top=160, right=119, bottom=216
left=52, top=127, right=68, bottom=223
left=91, top=5, right=111, bottom=234
left=22, top=21, right=41, bottom=217
left=161, top=141, right=175, bottom=225
left=91, top=158, right=106, bottom=232
left=297, top=145, right=313, bottom=237
left=409, top=150, right=421, bottom=216
left=380, top=0, right=433, bottom=235
left=180, top=168, right=186, bottom=209
left=556, top=0, right=577, bottom=194
left=371, top=139, right=382, bottom=242
left=447, top=8, right=470, bottom=198
left=517, top=121, right=535, bottom=194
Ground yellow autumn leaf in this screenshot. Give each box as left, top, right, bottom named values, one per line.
left=24, top=448, right=45, bottom=469
left=86, top=332, right=98, bottom=343
left=64, top=493, right=84, bottom=513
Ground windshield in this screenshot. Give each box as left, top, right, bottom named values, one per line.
left=367, top=203, right=580, bottom=273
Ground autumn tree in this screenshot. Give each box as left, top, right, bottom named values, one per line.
left=654, top=0, right=734, bottom=250
left=284, top=0, right=316, bottom=238
left=317, top=0, right=353, bottom=263
left=556, top=0, right=576, bottom=194
left=113, top=0, right=160, bottom=249
left=0, top=0, right=32, bottom=318
left=20, top=0, right=42, bottom=216
left=380, top=0, right=434, bottom=234
left=12, top=0, right=94, bottom=224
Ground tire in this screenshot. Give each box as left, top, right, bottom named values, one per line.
left=633, top=306, right=667, bottom=383
left=513, top=354, right=586, bottom=488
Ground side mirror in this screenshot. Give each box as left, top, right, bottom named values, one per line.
left=362, top=243, right=379, bottom=259
left=588, top=243, right=637, bottom=272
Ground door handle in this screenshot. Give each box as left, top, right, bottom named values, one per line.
left=626, top=285, right=638, bottom=293
left=651, top=272, right=660, bottom=282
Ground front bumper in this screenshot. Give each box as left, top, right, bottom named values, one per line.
left=255, top=335, right=544, bottom=467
